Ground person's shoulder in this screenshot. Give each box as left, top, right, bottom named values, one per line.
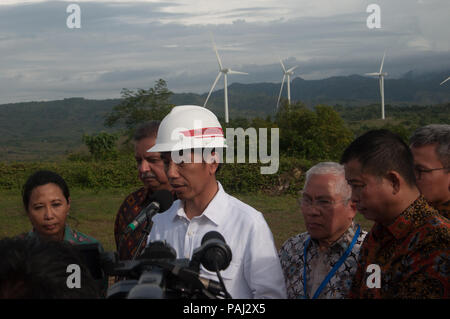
left=224, top=192, right=265, bottom=222
left=407, top=212, right=450, bottom=252
left=69, top=228, right=102, bottom=247
left=151, top=199, right=179, bottom=223
left=423, top=212, right=450, bottom=240
left=121, top=187, right=146, bottom=204
left=279, top=232, right=308, bottom=254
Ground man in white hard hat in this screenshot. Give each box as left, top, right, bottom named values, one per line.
left=146, top=105, right=287, bottom=299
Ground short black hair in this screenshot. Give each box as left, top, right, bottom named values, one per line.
left=133, top=121, right=161, bottom=142
left=22, top=170, right=70, bottom=212
left=0, top=237, right=100, bottom=298
left=340, top=129, right=416, bottom=186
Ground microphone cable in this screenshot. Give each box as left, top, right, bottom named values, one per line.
left=213, top=261, right=232, bottom=299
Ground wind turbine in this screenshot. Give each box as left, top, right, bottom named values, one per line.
left=277, top=59, right=298, bottom=109
left=440, top=76, right=450, bottom=85
left=203, top=36, right=248, bottom=123
left=366, top=51, right=388, bottom=120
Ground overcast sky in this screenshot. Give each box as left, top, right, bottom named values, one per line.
left=0, top=0, right=449, bottom=104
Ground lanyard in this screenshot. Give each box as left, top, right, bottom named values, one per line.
left=303, top=225, right=361, bottom=299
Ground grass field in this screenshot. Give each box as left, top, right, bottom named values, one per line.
left=0, top=188, right=374, bottom=251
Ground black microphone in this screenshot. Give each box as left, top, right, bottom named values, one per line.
left=124, top=189, right=173, bottom=234
left=166, top=263, right=225, bottom=297
left=195, top=231, right=232, bottom=272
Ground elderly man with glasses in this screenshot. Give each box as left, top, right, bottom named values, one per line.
left=410, top=124, right=450, bottom=219
left=279, top=162, right=367, bottom=299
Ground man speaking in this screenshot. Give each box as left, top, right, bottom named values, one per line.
left=145, top=105, right=287, bottom=299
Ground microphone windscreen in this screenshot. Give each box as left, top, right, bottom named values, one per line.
left=201, top=231, right=225, bottom=245
left=152, top=189, right=174, bottom=212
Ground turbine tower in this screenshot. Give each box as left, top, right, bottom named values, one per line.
left=440, top=76, right=450, bottom=85
left=277, top=59, right=298, bottom=109
left=203, top=36, right=248, bottom=123
left=366, top=51, right=388, bottom=120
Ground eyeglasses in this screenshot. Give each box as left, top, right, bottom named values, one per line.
left=297, top=197, right=349, bottom=209
left=414, top=166, right=449, bottom=180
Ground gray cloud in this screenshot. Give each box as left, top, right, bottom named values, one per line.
left=0, top=0, right=449, bottom=103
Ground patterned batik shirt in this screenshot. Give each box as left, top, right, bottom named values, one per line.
left=434, top=200, right=450, bottom=220
left=279, top=222, right=368, bottom=299
left=348, top=196, right=450, bottom=299
left=114, top=187, right=153, bottom=260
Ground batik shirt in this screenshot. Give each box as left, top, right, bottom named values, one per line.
left=348, top=196, right=450, bottom=299
left=434, top=200, right=450, bottom=219
left=279, top=222, right=367, bottom=299
left=114, top=187, right=153, bottom=260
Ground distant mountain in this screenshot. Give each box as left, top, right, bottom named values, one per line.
left=197, top=70, right=450, bottom=119
left=0, top=70, right=448, bottom=161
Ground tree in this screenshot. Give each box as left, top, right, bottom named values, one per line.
left=104, top=79, right=174, bottom=137
left=82, top=132, right=119, bottom=160
left=275, top=100, right=354, bottom=160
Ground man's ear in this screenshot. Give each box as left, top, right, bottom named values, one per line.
left=386, top=171, right=401, bottom=195
left=210, top=151, right=220, bottom=175
left=206, top=151, right=219, bottom=175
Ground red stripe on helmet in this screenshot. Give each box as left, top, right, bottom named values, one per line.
left=180, top=127, right=224, bottom=137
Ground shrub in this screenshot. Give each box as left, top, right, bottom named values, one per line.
left=0, top=156, right=321, bottom=194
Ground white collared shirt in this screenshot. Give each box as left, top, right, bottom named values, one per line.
left=147, top=182, right=287, bottom=299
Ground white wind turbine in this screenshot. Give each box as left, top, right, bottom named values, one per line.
left=366, top=51, right=388, bottom=120
left=203, top=36, right=248, bottom=123
left=277, top=59, right=298, bottom=109
left=440, top=76, right=450, bottom=85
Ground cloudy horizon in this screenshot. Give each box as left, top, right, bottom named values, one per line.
left=0, top=0, right=449, bottom=104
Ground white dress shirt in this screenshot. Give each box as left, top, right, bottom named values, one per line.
left=147, top=182, right=287, bottom=299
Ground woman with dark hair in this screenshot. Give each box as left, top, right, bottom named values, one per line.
left=20, top=170, right=100, bottom=245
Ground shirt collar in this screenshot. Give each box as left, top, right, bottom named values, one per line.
left=386, top=195, right=431, bottom=240
left=173, top=181, right=227, bottom=226
left=310, top=222, right=358, bottom=253
left=63, top=224, right=75, bottom=241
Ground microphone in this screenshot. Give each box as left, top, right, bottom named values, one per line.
left=191, top=231, right=232, bottom=272
left=124, top=189, right=173, bottom=234
left=165, top=262, right=226, bottom=297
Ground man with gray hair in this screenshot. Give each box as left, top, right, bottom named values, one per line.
left=410, top=124, right=450, bottom=219
left=279, top=162, right=367, bottom=299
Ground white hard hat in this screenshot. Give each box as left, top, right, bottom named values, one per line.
left=148, top=105, right=227, bottom=152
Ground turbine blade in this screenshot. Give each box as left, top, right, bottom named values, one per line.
left=277, top=75, right=286, bottom=109
left=210, top=33, right=223, bottom=70
left=279, top=59, right=287, bottom=73
left=440, top=76, right=450, bottom=85
left=287, top=65, right=299, bottom=73
left=204, top=72, right=223, bottom=107
left=227, top=70, right=248, bottom=75
left=365, top=72, right=380, bottom=76
left=379, top=50, right=386, bottom=73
